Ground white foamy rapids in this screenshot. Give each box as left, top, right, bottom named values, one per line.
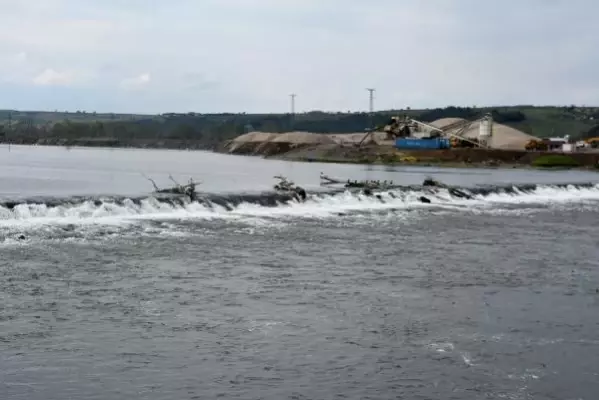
left=0, top=184, right=598, bottom=229
left=474, top=184, right=599, bottom=206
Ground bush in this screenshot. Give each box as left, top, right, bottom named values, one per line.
left=491, top=109, right=527, bottom=123
left=532, top=154, right=580, bottom=168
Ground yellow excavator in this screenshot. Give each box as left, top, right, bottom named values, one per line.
left=525, top=139, right=549, bottom=151
left=585, top=137, right=599, bottom=148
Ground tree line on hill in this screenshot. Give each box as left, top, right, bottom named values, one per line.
left=0, top=106, right=598, bottom=149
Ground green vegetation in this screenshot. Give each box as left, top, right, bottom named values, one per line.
left=0, top=105, right=598, bottom=149
left=532, top=154, right=581, bottom=168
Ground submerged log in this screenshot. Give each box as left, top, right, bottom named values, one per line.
left=273, top=175, right=307, bottom=201
left=319, top=172, right=344, bottom=185
left=145, top=174, right=201, bottom=201
left=421, top=176, right=473, bottom=199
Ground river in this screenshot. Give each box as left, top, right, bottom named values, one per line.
left=1, top=145, right=599, bottom=399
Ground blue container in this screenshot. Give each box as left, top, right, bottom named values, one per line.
left=395, top=137, right=450, bottom=150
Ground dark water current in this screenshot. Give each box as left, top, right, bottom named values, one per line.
left=1, top=145, right=599, bottom=399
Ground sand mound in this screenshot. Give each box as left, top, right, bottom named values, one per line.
left=484, top=124, right=538, bottom=149
left=270, top=131, right=336, bottom=144
left=329, top=133, right=361, bottom=143
left=231, top=131, right=278, bottom=143
left=227, top=131, right=337, bottom=156
left=445, top=122, right=537, bottom=150
left=329, top=133, right=368, bottom=144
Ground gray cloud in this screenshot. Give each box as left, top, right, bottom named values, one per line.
left=0, top=0, right=597, bottom=113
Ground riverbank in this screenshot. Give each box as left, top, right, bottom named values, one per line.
left=263, top=143, right=599, bottom=171
left=1, top=137, right=214, bottom=150
left=4, top=139, right=599, bottom=171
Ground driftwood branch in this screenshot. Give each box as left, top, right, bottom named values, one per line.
left=142, top=173, right=203, bottom=203
left=142, top=173, right=160, bottom=191
left=168, top=174, right=182, bottom=188
left=319, top=173, right=344, bottom=185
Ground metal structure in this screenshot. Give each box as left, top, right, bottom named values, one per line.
left=366, top=88, right=375, bottom=113
left=396, top=137, right=451, bottom=150
left=289, top=94, right=296, bottom=115
left=357, top=115, right=410, bottom=147
left=478, top=113, right=493, bottom=146
left=357, top=115, right=493, bottom=149
left=439, top=119, right=490, bottom=148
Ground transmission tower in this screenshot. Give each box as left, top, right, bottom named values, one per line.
left=366, top=88, right=375, bottom=113
left=366, top=88, right=375, bottom=129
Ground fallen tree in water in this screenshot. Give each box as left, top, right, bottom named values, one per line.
left=320, top=172, right=396, bottom=190
left=273, top=175, right=307, bottom=201
left=144, top=174, right=201, bottom=201
left=319, top=172, right=344, bottom=185
left=317, top=172, right=476, bottom=203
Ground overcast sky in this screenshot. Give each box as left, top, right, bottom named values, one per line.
left=0, top=0, right=596, bottom=114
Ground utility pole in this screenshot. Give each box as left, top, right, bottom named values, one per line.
left=366, top=88, right=375, bottom=129
left=7, top=111, right=11, bottom=152
left=366, top=88, right=375, bottom=113
left=289, top=93, right=296, bottom=130
left=290, top=93, right=296, bottom=115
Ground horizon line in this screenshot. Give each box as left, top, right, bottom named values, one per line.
left=1, top=103, right=598, bottom=117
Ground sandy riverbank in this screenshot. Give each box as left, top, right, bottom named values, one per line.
left=259, top=143, right=599, bottom=171
left=4, top=139, right=598, bottom=171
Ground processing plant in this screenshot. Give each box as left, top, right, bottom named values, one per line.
left=363, top=114, right=539, bottom=151
left=222, top=113, right=546, bottom=157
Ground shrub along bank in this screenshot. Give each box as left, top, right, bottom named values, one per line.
left=531, top=154, right=581, bottom=168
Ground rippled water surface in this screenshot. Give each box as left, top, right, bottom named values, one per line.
left=2, top=145, right=599, bottom=399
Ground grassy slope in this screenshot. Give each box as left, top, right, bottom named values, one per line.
left=505, top=107, right=597, bottom=138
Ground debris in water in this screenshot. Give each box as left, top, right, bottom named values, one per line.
left=144, top=173, right=201, bottom=202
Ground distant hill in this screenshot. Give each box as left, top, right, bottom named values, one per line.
left=1, top=106, right=598, bottom=149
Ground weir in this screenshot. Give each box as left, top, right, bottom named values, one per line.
left=0, top=182, right=597, bottom=215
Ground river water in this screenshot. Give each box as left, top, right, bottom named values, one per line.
left=1, top=145, right=599, bottom=399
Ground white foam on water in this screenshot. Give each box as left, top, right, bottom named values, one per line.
left=0, top=197, right=238, bottom=229
left=0, top=184, right=598, bottom=231
left=475, top=184, right=599, bottom=206
left=428, top=342, right=455, bottom=353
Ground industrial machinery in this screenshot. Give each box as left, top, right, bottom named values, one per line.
left=585, top=137, right=599, bottom=148
left=442, top=114, right=493, bottom=148
left=384, top=116, right=413, bottom=139
left=450, top=136, right=480, bottom=148
left=478, top=114, right=493, bottom=146
left=396, top=137, right=451, bottom=150
left=357, top=115, right=413, bottom=147
left=525, top=139, right=549, bottom=151
left=358, top=114, right=493, bottom=149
